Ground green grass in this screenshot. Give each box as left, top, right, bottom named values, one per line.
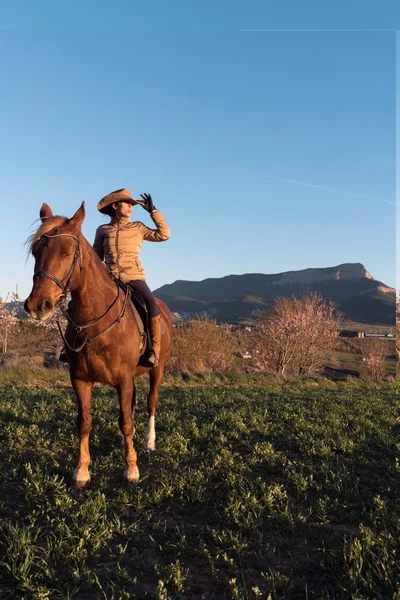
left=0, top=366, right=70, bottom=386
left=0, top=381, right=398, bottom=599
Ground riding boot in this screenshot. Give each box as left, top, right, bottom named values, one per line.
left=146, top=314, right=162, bottom=368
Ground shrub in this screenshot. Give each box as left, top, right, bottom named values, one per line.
left=168, top=314, right=236, bottom=373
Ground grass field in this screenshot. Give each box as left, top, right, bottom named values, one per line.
left=0, top=379, right=398, bottom=599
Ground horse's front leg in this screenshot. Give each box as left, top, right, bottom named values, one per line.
left=118, top=378, right=139, bottom=484
left=144, top=364, right=164, bottom=451
left=72, top=378, right=93, bottom=488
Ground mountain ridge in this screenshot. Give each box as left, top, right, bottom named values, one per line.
left=153, top=263, right=395, bottom=326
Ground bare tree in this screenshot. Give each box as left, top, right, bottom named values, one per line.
left=252, top=292, right=339, bottom=376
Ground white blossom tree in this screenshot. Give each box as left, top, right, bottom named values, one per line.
left=252, top=292, right=339, bottom=376
left=0, top=294, right=20, bottom=354
left=396, top=291, right=399, bottom=362
left=359, top=338, right=393, bottom=380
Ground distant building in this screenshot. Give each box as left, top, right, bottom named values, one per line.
left=339, top=330, right=364, bottom=338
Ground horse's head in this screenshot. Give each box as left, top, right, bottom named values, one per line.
left=24, top=202, right=85, bottom=320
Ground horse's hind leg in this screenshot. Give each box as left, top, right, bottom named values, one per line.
left=144, top=364, right=164, bottom=451
left=131, top=379, right=137, bottom=435
left=118, top=378, right=140, bottom=484
left=72, top=378, right=93, bottom=488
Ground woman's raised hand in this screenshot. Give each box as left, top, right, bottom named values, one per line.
left=140, top=193, right=157, bottom=213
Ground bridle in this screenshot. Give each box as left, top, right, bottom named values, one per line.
left=32, top=232, right=132, bottom=356
left=33, top=233, right=82, bottom=299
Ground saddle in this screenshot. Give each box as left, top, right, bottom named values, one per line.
left=114, top=278, right=165, bottom=366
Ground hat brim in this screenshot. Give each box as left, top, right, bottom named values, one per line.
left=98, top=197, right=141, bottom=215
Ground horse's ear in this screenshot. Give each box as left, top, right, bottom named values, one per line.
left=70, top=201, right=85, bottom=230
left=40, top=203, right=53, bottom=222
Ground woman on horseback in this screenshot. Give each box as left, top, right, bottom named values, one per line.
left=93, top=188, right=170, bottom=368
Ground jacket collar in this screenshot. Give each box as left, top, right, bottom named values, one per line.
left=110, top=216, right=130, bottom=226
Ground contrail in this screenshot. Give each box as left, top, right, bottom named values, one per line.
left=239, top=169, right=395, bottom=206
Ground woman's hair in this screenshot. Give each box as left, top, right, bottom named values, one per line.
left=104, top=206, right=116, bottom=218
left=104, top=199, right=127, bottom=218
left=104, top=202, right=123, bottom=218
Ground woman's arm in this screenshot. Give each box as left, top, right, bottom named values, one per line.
left=141, top=210, right=171, bottom=242
left=138, top=193, right=171, bottom=242
left=93, top=226, right=105, bottom=260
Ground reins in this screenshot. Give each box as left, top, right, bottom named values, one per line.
left=57, top=285, right=131, bottom=354
left=33, top=232, right=131, bottom=355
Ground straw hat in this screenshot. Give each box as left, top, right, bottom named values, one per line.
left=97, top=188, right=140, bottom=215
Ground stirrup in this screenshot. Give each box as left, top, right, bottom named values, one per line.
left=140, top=351, right=159, bottom=369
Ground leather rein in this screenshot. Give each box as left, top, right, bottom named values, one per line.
left=33, top=233, right=130, bottom=353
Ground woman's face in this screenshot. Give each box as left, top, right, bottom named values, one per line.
left=113, top=201, right=133, bottom=219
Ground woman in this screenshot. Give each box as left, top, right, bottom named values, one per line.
left=93, top=188, right=170, bottom=368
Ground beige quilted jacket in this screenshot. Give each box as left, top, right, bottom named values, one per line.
left=93, top=210, right=170, bottom=282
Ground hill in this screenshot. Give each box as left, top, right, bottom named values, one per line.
left=154, top=263, right=395, bottom=326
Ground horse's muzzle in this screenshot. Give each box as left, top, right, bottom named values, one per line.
left=24, top=296, right=54, bottom=321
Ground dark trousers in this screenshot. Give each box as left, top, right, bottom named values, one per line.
left=127, top=280, right=160, bottom=317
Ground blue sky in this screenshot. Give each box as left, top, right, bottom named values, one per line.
left=0, top=31, right=396, bottom=298
left=1, top=1, right=399, bottom=31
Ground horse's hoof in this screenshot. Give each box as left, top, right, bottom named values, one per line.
left=123, top=466, right=140, bottom=484
left=73, top=468, right=90, bottom=489
left=144, top=438, right=156, bottom=452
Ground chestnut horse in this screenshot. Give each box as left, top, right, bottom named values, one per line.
left=24, top=202, right=172, bottom=487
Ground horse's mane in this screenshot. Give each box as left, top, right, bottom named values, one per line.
left=26, top=216, right=68, bottom=253
left=26, top=212, right=116, bottom=289
left=26, top=214, right=115, bottom=286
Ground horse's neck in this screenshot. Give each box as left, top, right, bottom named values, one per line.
left=71, top=236, right=118, bottom=318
